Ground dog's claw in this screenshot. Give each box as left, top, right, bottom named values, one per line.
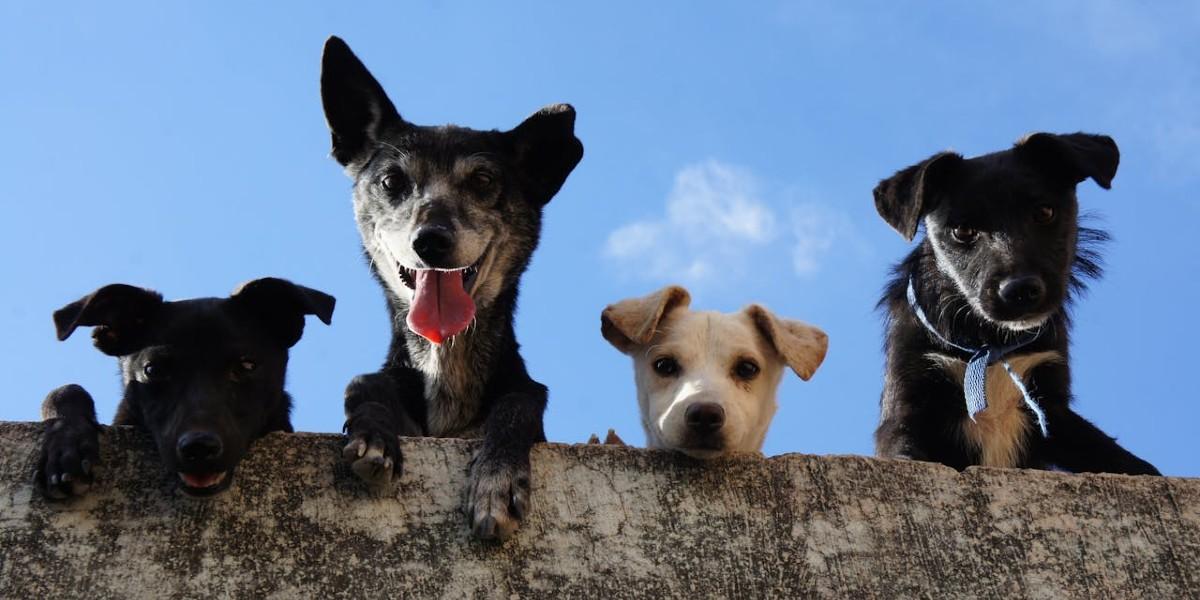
left=344, top=434, right=398, bottom=486
left=510, top=487, right=529, bottom=521
left=341, top=437, right=367, bottom=461
left=472, top=515, right=500, bottom=540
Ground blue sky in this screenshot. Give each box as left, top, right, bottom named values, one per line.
left=1, top=2, right=1197, bottom=476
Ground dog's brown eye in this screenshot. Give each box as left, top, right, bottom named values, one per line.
left=380, top=172, right=406, bottom=193
left=951, top=226, right=978, bottom=244
left=143, top=363, right=162, bottom=380
left=733, top=360, right=760, bottom=381
left=652, top=357, right=680, bottom=377
left=239, top=359, right=257, bottom=373
left=471, top=170, right=496, bottom=189
left=1034, top=205, right=1055, bottom=224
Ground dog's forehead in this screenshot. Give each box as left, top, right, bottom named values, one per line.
left=385, top=125, right=511, bottom=164
left=939, top=155, right=1068, bottom=211
left=657, top=310, right=770, bottom=360
left=961, top=152, right=1062, bottom=193
left=148, top=298, right=266, bottom=350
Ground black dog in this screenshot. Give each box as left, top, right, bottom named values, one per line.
left=320, top=37, right=583, bottom=540
left=873, top=132, right=1158, bottom=475
left=37, top=278, right=335, bottom=498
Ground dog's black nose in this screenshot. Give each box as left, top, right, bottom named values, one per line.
left=412, top=225, right=455, bottom=265
left=998, top=275, right=1046, bottom=311
left=685, top=403, right=725, bottom=434
left=177, top=431, right=223, bottom=462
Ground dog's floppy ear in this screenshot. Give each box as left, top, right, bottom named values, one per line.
left=320, top=36, right=407, bottom=169
left=1015, top=132, right=1119, bottom=190
left=873, top=152, right=963, bottom=241
left=53, top=284, right=164, bottom=356
left=744, top=305, right=828, bottom=381
left=508, top=104, right=584, bottom=205
left=601, top=285, right=691, bottom=354
left=229, top=278, right=336, bottom=348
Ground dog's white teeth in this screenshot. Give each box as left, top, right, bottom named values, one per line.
left=397, top=265, right=416, bottom=290
left=462, top=265, right=479, bottom=289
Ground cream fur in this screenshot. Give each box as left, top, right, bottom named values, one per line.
left=928, top=351, right=1063, bottom=467
left=602, top=285, right=828, bottom=457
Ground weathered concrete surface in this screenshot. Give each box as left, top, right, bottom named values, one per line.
left=0, top=421, right=1196, bottom=599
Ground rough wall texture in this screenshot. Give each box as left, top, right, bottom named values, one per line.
left=0, top=421, right=1196, bottom=599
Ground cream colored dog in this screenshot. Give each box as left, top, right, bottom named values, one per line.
left=601, top=285, right=828, bottom=458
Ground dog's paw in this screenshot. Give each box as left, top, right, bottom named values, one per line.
left=342, top=430, right=402, bottom=486
left=36, top=418, right=101, bottom=500
left=341, top=399, right=405, bottom=487
left=465, top=451, right=531, bottom=541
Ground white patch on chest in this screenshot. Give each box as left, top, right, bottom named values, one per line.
left=927, top=351, right=1063, bottom=468
left=412, top=339, right=485, bottom=438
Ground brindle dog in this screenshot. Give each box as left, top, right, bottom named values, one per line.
left=320, top=36, right=583, bottom=540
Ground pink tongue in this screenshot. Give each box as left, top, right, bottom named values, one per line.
left=406, top=269, right=476, bottom=344
left=181, top=472, right=222, bottom=488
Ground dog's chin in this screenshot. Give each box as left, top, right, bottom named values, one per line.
left=176, top=469, right=233, bottom=498
left=986, top=311, right=1053, bottom=333
left=669, top=435, right=727, bottom=460
left=676, top=447, right=726, bottom=460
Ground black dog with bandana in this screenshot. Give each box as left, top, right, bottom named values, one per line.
left=873, top=132, right=1158, bottom=474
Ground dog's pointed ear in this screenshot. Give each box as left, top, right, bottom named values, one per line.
left=53, top=284, right=164, bottom=356
left=744, top=305, right=828, bottom=381
left=320, top=36, right=407, bottom=169
left=508, top=103, right=584, bottom=205
left=1015, top=132, right=1119, bottom=190
left=229, top=278, right=336, bottom=348
left=601, top=285, right=691, bottom=354
left=874, top=152, right=963, bottom=241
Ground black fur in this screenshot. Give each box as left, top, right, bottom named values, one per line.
left=320, top=36, right=583, bottom=540
left=873, top=132, right=1159, bottom=475
left=37, top=278, right=335, bottom=499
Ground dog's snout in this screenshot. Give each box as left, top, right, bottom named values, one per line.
left=998, top=275, right=1046, bottom=311
left=177, top=431, right=223, bottom=462
left=685, top=402, right=725, bottom=434
left=412, top=225, right=455, bottom=265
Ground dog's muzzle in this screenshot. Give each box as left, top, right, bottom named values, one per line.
left=175, top=430, right=234, bottom=496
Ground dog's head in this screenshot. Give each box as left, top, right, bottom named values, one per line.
left=602, top=286, right=828, bottom=458
left=874, top=133, right=1118, bottom=331
left=53, top=278, right=335, bottom=497
left=319, top=36, right=583, bottom=345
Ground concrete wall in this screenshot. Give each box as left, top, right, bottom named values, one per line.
left=0, top=421, right=1196, bottom=599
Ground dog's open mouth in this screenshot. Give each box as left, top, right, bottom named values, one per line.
left=177, top=470, right=230, bottom=497
left=397, top=255, right=485, bottom=345
left=397, top=264, right=480, bottom=293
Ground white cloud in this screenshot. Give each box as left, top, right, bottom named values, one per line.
left=789, top=204, right=840, bottom=276
left=604, top=160, right=859, bottom=285
left=665, top=161, right=777, bottom=243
